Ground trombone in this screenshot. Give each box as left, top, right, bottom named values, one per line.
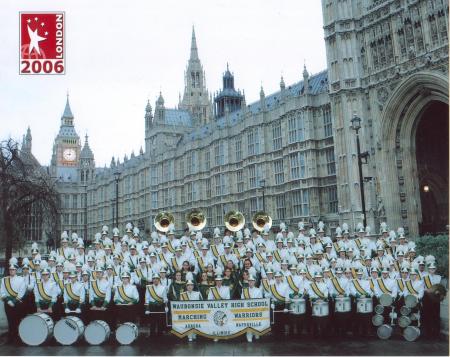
left=224, top=210, right=245, bottom=232
left=252, top=211, right=272, bottom=232
left=185, top=209, right=207, bottom=231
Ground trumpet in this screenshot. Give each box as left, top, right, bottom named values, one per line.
left=252, top=211, right=272, bottom=232
left=185, top=209, right=207, bottom=232
left=154, top=211, right=174, bottom=232
left=224, top=210, right=245, bottom=232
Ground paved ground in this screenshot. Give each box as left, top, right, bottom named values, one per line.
left=0, top=333, right=447, bottom=356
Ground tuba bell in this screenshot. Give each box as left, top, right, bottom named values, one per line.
left=252, top=211, right=272, bottom=232
left=224, top=211, right=245, bottom=232
left=429, top=283, right=447, bottom=302
left=185, top=209, right=207, bottom=232
left=154, top=211, right=174, bottom=232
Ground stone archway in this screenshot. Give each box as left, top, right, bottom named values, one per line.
left=378, top=71, right=449, bottom=236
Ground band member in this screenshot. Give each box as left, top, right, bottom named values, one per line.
left=208, top=275, right=231, bottom=300
left=307, top=271, right=329, bottom=338
left=20, top=262, right=36, bottom=315
left=168, top=270, right=186, bottom=301
left=349, top=269, right=373, bottom=337
left=34, top=268, right=58, bottom=318
left=63, top=270, right=85, bottom=316
left=145, top=274, right=168, bottom=336
left=114, top=271, right=140, bottom=327
left=180, top=280, right=202, bottom=342
left=328, top=266, right=351, bottom=337
left=241, top=275, right=263, bottom=342
left=268, top=271, right=290, bottom=339
left=1, top=264, right=25, bottom=343
left=421, top=262, right=441, bottom=338
left=88, top=266, right=111, bottom=323
left=198, top=272, right=211, bottom=300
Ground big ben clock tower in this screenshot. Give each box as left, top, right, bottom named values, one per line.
left=50, top=95, right=81, bottom=182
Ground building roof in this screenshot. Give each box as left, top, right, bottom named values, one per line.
left=80, top=135, right=94, bottom=159
left=164, top=109, right=193, bottom=127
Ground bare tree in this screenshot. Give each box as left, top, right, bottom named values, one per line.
left=0, top=138, right=59, bottom=270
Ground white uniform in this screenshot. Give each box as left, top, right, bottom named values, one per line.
left=114, top=283, right=139, bottom=303
left=1, top=276, right=26, bottom=303
left=207, top=285, right=230, bottom=300
left=63, top=281, right=86, bottom=305
left=34, top=279, right=58, bottom=305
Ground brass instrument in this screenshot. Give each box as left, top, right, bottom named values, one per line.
left=224, top=210, right=245, bottom=232
left=154, top=211, right=174, bottom=232
left=429, top=283, right=447, bottom=302
left=252, top=211, right=272, bottom=232
left=185, top=209, right=207, bottom=232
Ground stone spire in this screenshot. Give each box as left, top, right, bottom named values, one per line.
left=260, top=85, right=266, bottom=110
left=280, top=75, right=286, bottom=90
left=145, top=99, right=153, bottom=130
left=62, top=93, right=74, bottom=120
left=190, top=25, right=199, bottom=61
left=303, top=63, right=310, bottom=95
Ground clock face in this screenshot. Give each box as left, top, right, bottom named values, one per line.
left=63, top=148, right=77, bottom=162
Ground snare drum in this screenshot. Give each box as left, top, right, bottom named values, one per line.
left=84, top=320, right=111, bottom=345
left=19, top=313, right=54, bottom=346
left=356, top=297, right=373, bottom=314
left=377, top=324, right=393, bottom=340
left=116, top=322, right=139, bottom=345
left=380, top=293, right=393, bottom=307
left=54, top=316, right=85, bottom=345
left=290, top=298, right=306, bottom=315
left=404, top=294, right=418, bottom=308
left=334, top=297, right=351, bottom=313
left=312, top=300, right=329, bottom=317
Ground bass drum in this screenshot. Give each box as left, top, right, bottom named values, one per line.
left=19, top=313, right=54, bottom=346
left=54, top=316, right=85, bottom=345
left=356, top=298, right=373, bottom=314
left=377, top=324, right=393, bottom=340
left=403, top=326, right=421, bottom=342
left=335, top=297, right=351, bottom=313
left=312, top=300, right=329, bottom=317
left=116, top=322, right=139, bottom=345
left=84, top=320, right=111, bottom=345
left=380, top=293, right=394, bottom=307
left=290, top=298, right=306, bottom=315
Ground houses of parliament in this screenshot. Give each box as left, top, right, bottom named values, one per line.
left=22, top=0, right=448, bottom=248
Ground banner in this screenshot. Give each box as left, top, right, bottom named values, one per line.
left=170, top=298, right=271, bottom=339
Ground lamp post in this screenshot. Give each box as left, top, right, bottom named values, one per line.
left=113, top=170, right=121, bottom=228
left=351, top=114, right=369, bottom=227
left=259, top=178, right=266, bottom=212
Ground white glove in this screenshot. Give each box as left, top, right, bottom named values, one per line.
left=164, top=306, right=169, bottom=312
left=270, top=303, right=275, bottom=309
left=75, top=308, right=81, bottom=313
left=283, top=308, right=289, bottom=313
left=65, top=308, right=70, bottom=313
left=7, top=301, right=14, bottom=307
left=145, top=310, right=150, bottom=315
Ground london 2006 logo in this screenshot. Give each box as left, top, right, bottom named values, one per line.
left=19, top=12, right=65, bottom=75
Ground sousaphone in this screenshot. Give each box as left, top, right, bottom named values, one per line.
left=185, top=209, right=207, bottom=232
left=224, top=210, right=245, bottom=232
left=154, top=211, right=174, bottom=233
left=252, top=211, right=272, bottom=232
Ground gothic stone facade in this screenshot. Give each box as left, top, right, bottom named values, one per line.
left=40, top=0, right=448, bottom=245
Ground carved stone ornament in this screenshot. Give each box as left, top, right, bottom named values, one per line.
left=377, top=87, right=389, bottom=103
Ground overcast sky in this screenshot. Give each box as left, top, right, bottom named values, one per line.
left=0, top=0, right=327, bottom=167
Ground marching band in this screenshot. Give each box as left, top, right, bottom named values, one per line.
left=0, top=210, right=446, bottom=345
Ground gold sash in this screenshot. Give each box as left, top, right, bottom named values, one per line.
left=377, top=278, right=392, bottom=294
left=255, top=253, right=266, bottom=264
left=159, top=253, right=169, bottom=267
left=331, top=278, right=345, bottom=295
left=135, top=269, right=144, bottom=279
left=59, top=248, right=66, bottom=259
left=118, top=285, right=134, bottom=303
left=243, top=287, right=251, bottom=299
left=423, top=275, right=432, bottom=289
left=196, top=256, right=205, bottom=271
left=180, top=291, right=189, bottom=301
left=171, top=257, right=180, bottom=271
left=397, top=279, right=405, bottom=292
left=188, top=240, right=195, bottom=249
left=369, top=279, right=374, bottom=292
left=210, top=245, right=220, bottom=259
left=333, top=242, right=340, bottom=252
left=210, top=286, right=222, bottom=300
left=270, top=284, right=286, bottom=302
left=4, top=277, right=18, bottom=298
left=353, top=279, right=367, bottom=295
left=262, top=279, right=271, bottom=293
left=167, top=241, right=175, bottom=254
left=406, top=280, right=419, bottom=295
left=193, top=250, right=200, bottom=259
left=273, top=250, right=282, bottom=263
left=305, top=267, right=313, bottom=281
left=355, top=238, right=361, bottom=249
left=286, top=276, right=299, bottom=294
left=29, top=260, right=36, bottom=270
left=65, top=284, right=80, bottom=302
left=147, top=285, right=164, bottom=303
left=351, top=268, right=357, bottom=279
left=311, top=282, right=326, bottom=299
left=219, top=255, right=227, bottom=267
left=92, top=280, right=106, bottom=299
left=37, top=282, right=52, bottom=302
